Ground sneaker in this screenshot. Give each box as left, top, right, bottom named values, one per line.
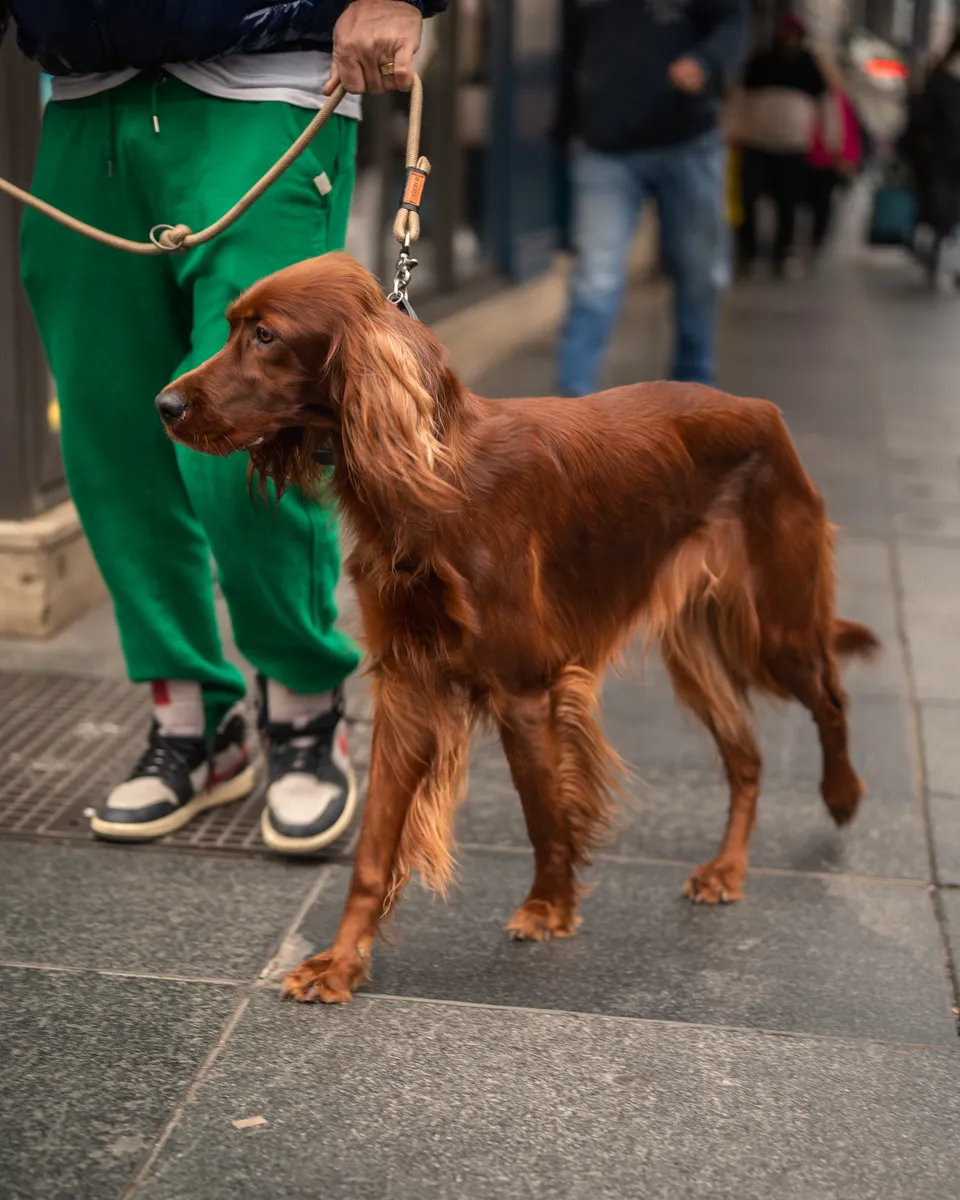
left=259, top=685, right=358, bottom=854
left=90, top=707, right=254, bottom=840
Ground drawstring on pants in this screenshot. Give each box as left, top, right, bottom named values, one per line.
left=150, top=73, right=163, bottom=134
left=102, top=90, right=116, bottom=177
left=103, top=72, right=164, bottom=177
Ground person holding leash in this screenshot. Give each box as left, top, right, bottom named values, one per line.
left=1, top=0, right=448, bottom=852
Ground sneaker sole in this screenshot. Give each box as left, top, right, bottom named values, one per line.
left=259, top=763, right=359, bottom=855
left=89, top=766, right=257, bottom=841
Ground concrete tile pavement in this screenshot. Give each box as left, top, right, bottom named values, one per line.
left=3, top=229, right=960, bottom=1197
left=135, top=998, right=960, bottom=1200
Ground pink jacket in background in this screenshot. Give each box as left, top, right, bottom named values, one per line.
left=809, top=90, right=862, bottom=170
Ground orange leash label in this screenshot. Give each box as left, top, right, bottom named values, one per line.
left=402, top=168, right=427, bottom=208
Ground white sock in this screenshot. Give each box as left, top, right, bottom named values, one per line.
left=266, top=680, right=335, bottom=730
left=151, top=680, right=205, bottom=738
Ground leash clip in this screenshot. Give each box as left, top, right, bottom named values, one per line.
left=387, top=232, right=419, bottom=321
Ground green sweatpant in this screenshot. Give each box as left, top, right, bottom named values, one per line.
left=21, top=74, right=361, bottom=730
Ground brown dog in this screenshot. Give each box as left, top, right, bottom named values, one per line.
left=157, top=253, right=878, bottom=1003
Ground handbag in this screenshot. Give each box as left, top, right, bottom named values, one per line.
left=867, top=164, right=917, bottom=246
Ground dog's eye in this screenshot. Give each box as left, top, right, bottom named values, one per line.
left=255, top=325, right=274, bottom=345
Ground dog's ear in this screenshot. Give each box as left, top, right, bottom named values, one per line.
left=245, top=254, right=464, bottom=511
left=337, top=305, right=461, bottom=511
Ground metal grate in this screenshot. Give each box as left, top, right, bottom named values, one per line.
left=0, top=671, right=368, bottom=857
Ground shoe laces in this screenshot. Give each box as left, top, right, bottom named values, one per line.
left=272, top=737, right=328, bottom=778
left=131, top=723, right=204, bottom=780
left=266, top=709, right=339, bottom=779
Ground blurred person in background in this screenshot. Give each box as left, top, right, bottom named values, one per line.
left=731, top=12, right=826, bottom=277
left=1, top=0, right=448, bottom=853
left=555, top=0, right=748, bottom=393
left=806, top=53, right=862, bottom=266
left=900, top=31, right=960, bottom=286
left=842, top=27, right=908, bottom=156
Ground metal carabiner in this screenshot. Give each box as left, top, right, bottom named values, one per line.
left=386, top=232, right=420, bottom=321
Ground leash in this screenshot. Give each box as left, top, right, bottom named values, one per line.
left=0, top=71, right=429, bottom=468
left=0, top=73, right=429, bottom=272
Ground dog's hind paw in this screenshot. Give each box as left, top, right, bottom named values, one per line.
left=683, top=861, right=744, bottom=905
left=280, top=950, right=368, bottom=1004
left=506, top=898, right=581, bottom=941
left=822, top=764, right=864, bottom=827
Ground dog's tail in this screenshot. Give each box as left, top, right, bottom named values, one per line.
left=834, top=618, right=881, bottom=661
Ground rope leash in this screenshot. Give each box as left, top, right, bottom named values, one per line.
left=1, top=72, right=430, bottom=471
left=0, top=73, right=429, bottom=267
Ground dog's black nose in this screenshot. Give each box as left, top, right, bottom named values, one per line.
left=156, top=389, right=188, bottom=424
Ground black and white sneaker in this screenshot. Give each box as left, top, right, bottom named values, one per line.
left=90, top=707, right=254, bottom=840
left=258, top=685, right=358, bottom=854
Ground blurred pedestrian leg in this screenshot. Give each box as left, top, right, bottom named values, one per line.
left=558, top=149, right=638, bottom=398
left=737, top=147, right=808, bottom=273
left=808, top=163, right=839, bottom=252
left=558, top=130, right=728, bottom=393
left=658, top=130, right=728, bottom=383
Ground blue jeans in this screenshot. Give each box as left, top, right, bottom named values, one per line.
left=558, top=130, right=728, bottom=393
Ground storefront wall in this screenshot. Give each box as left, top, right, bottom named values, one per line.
left=486, top=0, right=563, bottom=281
left=0, top=37, right=65, bottom=521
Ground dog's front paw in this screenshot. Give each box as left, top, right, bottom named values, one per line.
left=506, top=898, right=581, bottom=941
left=683, top=860, right=744, bottom=905
left=280, top=949, right=369, bottom=1004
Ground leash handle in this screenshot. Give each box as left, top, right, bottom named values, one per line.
left=0, top=74, right=428, bottom=257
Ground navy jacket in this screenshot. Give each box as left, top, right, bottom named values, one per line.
left=558, top=0, right=747, bottom=153
left=1, top=0, right=448, bottom=75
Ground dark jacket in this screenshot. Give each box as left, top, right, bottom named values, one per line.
left=1, top=0, right=447, bottom=76
left=557, top=0, right=747, bottom=154
left=909, top=63, right=960, bottom=176
left=901, top=60, right=960, bottom=232
left=741, top=45, right=825, bottom=98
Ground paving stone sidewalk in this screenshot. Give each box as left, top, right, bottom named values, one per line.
left=3, top=230, right=960, bottom=1198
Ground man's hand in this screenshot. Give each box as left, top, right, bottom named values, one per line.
left=325, top=0, right=423, bottom=95
left=668, top=57, right=708, bottom=95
